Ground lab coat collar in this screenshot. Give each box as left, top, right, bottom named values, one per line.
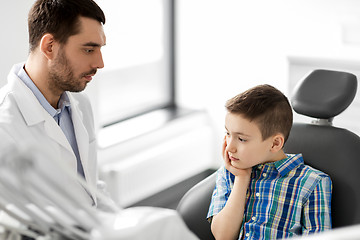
left=8, top=63, right=48, bottom=127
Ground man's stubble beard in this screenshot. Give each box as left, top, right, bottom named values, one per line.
left=48, top=48, right=86, bottom=94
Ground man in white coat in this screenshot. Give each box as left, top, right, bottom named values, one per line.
left=0, top=0, right=111, bottom=211
left=0, top=1, right=202, bottom=239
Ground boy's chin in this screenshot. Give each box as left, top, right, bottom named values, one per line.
left=230, top=162, right=249, bottom=170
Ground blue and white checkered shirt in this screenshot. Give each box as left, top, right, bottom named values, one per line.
left=207, top=154, right=332, bottom=239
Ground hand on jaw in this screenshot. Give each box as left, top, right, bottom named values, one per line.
left=222, top=137, right=252, bottom=180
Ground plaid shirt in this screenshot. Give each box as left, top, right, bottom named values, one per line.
left=207, top=154, right=332, bottom=239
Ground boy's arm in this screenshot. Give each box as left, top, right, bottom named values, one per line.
left=211, top=139, right=251, bottom=240
left=302, top=176, right=332, bottom=234
left=211, top=173, right=250, bottom=240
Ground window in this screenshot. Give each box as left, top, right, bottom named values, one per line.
left=95, top=0, right=175, bottom=127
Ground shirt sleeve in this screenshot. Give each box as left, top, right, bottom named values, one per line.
left=302, top=175, right=332, bottom=234
left=206, top=166, right=232, bottom=222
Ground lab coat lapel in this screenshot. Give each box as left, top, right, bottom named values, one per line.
left=43, top=117, right=73, bottom=153
left=68, top=94, right=92, bottom=186
left=11, top=73, right=73, bottom=154
left=69, top=94, right=97, bottom=203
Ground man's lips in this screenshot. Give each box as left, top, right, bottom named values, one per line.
left=82, top=69, right=97, bottom=81
left=83, top=75, right=94, bottom=81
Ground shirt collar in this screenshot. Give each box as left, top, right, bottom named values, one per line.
left=274, top=153, right=303, bottom=176
left=255, top=153, right=304, bottom=177
left=17, top=65, right=71, bottom=117
left=58, top=92, right=71, bottom=112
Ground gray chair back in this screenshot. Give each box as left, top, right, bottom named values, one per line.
left=284, top=69, right=360, bottom=228
left=177, top=173, right=216, bottom=240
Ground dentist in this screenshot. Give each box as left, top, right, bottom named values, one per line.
left=0, top=0, right=109, bottom=208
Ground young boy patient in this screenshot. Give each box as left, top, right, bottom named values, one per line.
left=207, top=85, right=332, bottom=239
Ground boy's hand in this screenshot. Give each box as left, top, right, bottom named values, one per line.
left=211, top=137, right=252, bottom=240
left=222, top=137, right=252, bottom=178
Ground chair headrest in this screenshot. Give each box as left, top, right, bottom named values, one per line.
left=291, top=69, right=357, bottom=119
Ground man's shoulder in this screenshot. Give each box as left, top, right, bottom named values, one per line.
left=0, top=83, right=19, bottom=119
left=0, top=82, right=12, bottom=104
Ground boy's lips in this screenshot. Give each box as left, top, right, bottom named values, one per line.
left=229, top=155, right=239, bottom=161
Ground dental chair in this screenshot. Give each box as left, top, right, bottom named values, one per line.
left=176, top=69, right=360, bottom=239
left=0, top=144, right=198, bottom=240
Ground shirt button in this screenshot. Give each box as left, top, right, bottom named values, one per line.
left=251, top=216, right=256, bottom=221
left=255, top=192, right=260, bottom=197
left=245, top=233, right=250, bottom=237
left=262, top=173, right=267, bottom=177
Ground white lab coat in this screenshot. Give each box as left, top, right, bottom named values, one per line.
left=0, top=63, right=99, bottom=207
left=0, top=64, right=199, bottom=240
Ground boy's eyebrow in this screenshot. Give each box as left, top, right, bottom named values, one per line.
left=225, top=126, right=251, bottom=137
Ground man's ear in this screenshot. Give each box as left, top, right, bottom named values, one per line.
left=270, top=134, right=285, bottom=152
left=39, top=33, right=57, bottom=60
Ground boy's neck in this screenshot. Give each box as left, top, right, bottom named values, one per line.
left=264, top=150, right=287, bottom=164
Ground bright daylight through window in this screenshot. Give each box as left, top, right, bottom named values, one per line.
left=94, top=0, right=174, bottom=127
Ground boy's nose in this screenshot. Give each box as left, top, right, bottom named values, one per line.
left=226, top=138, right=236, bottom=153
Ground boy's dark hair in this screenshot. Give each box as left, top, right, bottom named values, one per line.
left=28, top=0, right=106, bottom=52
left=226, top=84, right=293, bottom=143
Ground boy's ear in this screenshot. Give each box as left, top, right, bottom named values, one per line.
left=39, top=33, right=57, bottom=60
left=270, top=134, right=285, bottom=152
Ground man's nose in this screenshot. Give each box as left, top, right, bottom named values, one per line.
left=93, top=51, right=104, bottom=69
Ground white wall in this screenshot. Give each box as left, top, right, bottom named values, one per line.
left=176, top=0, right=360, bottom=153
left=0, top=1, right=33, bottom=87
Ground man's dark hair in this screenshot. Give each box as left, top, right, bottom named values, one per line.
left=226, top=84, right=293, bottom=143
left=28, top=0, right=106, bottom=52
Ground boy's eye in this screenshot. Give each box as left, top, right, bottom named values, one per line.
left=238, top=137, right=247, bottom=142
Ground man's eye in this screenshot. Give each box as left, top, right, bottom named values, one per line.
left=84, top=49, right=94, bottom=53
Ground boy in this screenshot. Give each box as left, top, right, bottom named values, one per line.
left=207, top=85, right=332, bottom=239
